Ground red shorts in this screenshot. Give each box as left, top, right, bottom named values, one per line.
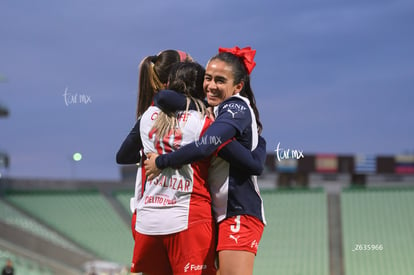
left=131, top=210, right=137, bottom=240
left=217, top=215, right=264, bottom=255
left=131, top=221, right=217, bottom=275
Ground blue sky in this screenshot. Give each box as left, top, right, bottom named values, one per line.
left=0, top=0, right=413, bottom=180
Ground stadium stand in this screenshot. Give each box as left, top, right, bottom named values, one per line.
left=114, top=191, right=134, bottom=215
left=0, top=199, right=85, bottom=253
left=253, top=189, right=329, bottom=275
left=4, top=190, right=133, bottom=266
left=341, top=188, right=414, bottom=275
left=0, top=247, right=54, bottom=275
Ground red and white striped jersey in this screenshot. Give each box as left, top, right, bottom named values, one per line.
left=136, top=106, right=213, bottom=235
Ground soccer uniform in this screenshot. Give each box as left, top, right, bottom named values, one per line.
left=208, top=95, right=266, bottom=254
left=156, top=94, right=267, bottom=255
left=131, top=106, right=217, bottom=275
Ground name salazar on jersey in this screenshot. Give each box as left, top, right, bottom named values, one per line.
left=147, top=174, right=193, bottom=192
left=222, top=102, right=247, bottom=118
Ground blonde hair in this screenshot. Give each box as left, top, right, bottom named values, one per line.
left=153, top=97, right=206, bottom=139
left=151, top=62, right=206, bottom=142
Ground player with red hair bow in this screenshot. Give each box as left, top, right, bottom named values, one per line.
left=218, top=46, right=256, bottom=74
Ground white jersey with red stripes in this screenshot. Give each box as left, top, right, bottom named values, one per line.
left=136, top=106, right=213, bottom=235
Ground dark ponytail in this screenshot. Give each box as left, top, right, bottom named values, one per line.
left=136, top=50, right=183, bottom=119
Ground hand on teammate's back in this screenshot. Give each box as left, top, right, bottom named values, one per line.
left=144, top=152, right=161, bottom=180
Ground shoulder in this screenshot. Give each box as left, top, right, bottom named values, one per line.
left=140, top=106, right=160, bottom=127
left=216, top=95, right=250, bottom=119
left=141, top=106, right=160, bottom=118
left=177, top=110, right=205, bottom=127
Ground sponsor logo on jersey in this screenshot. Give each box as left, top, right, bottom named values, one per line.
left=222, top=102, right=247, bottom=118
left=184, top=262, right=207, bottom=272
left=144, top=194, right=176, bottom=205
left=184, top=263, right=190, bottom=272
left=251, top=239, right=259, bottom=249
left=229, top=234, right=240, bottom=244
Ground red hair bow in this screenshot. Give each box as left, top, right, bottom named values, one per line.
left=218, top=46, right=256, bottom=74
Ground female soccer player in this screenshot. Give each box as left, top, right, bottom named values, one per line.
left=117, top=49, right=192, bottom=236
